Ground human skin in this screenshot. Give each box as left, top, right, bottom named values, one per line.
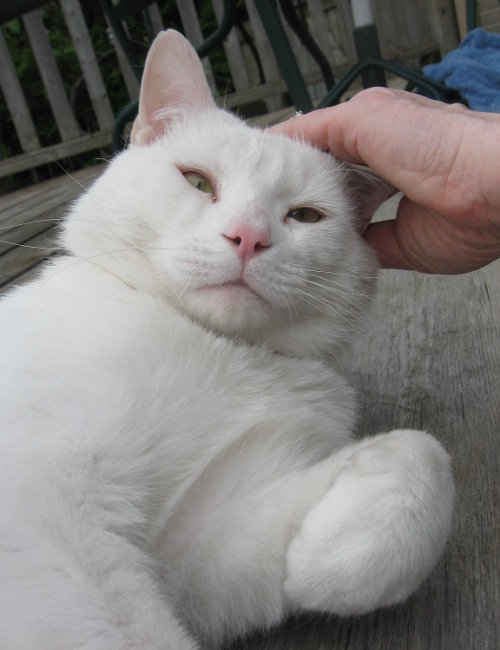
left=271, top=88, right=500, bottom=274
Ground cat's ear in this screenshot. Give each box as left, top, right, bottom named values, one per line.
left=345, top=164, right=396, bottom=233
left=131, top=30, right=216, bottom=146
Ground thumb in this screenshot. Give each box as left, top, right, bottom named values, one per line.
left=363, top=218, right=415, bottom=271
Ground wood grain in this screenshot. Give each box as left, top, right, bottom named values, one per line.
left=0, top=166, right=102, bottom=288
left=0, top=28, right=40, bottom=153
left=426, top=0, right=461, bottom=55
left=60, top=0, right=115, bottom=131
left=0, top=131, right=112, bottom=178
left=23, top=9, right=81, bottom=142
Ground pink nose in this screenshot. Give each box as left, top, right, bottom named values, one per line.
left=223, top=224, right=270, bottom=262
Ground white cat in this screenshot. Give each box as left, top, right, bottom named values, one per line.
left=0, top=31, right=454, bottom=650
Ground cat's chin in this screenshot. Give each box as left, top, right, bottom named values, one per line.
left=176, top=281, right=277, bottom=339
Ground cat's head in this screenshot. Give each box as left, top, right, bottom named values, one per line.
left=64, top=31, right=391, bottom=358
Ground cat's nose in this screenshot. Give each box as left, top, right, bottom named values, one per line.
left=223, top=223, right=270, bottom=262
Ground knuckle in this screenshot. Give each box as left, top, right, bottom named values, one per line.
left=352, top=87, right=401, bottom=103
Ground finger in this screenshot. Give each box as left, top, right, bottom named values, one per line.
left=364, top=199, right=498, bottom=274
left=363, top=220, right=416, bottom=271
left=268, top=105, right=365, bottom=164
left=270, top=89, right=460, bottom=198
left=269, top=88, right=414, bottom=165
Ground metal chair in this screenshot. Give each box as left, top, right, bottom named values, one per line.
left=101, top=0, right=355, bottom=148
left=102, top=0, right=470, bottom=150
left=316, top=0, right=477, bottom=107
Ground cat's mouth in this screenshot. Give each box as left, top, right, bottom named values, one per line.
left=198, top=279, right=266, bottom=304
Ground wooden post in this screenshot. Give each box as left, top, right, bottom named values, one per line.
left=103, top=14, right=140, bottom=101
left=306, top=0, right=336, bottom=66
left=454, top=0, right=468, bottom=38
left=23, top=9, right=81, bottom=142
left=212, top=0, right=251, bottom=91
left=145, top=3, right=164, bottom=36
left=336, top=0, right=357, bottom=63
left=0, top=28, right=40, bottom=153
left=244, top=0, right=283, bottom=111
left=175, top=0, right=217, bottom=94
left=60, top=0, right=115, bottom=130
left=427, top=0, right=460, bottom=55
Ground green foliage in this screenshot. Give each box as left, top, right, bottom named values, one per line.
left=0, top=0, right=239, bottom=194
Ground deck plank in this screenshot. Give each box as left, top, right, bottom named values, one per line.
left=0, top=228, right=60, bottom=289
left=0, top=166, right=101, bottom=225
left=0, top=166, right=103, bottom=288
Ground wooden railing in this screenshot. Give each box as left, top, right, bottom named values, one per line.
left=0, top=0, right=466, bottom=185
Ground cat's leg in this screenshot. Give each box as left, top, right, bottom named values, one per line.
left=284, top=429, right=455, bottom=616
left=160, top=429, right=453, bottom=643
left=158, top=441, right=344, bottom=645
left=0, top=493, right=199, bottom=649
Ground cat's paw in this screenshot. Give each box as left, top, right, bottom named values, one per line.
left=284, top=429, right=455, bottom=616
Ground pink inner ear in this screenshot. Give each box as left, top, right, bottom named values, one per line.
left=131, top=30, right=216, bottom=147
left=346, top=164, right=395, bottom=233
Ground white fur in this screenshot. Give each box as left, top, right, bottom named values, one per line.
left=0, top=31, right=454, bottom=649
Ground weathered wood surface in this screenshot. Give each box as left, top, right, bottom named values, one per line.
left=59, top=0, right=115, bottom=131
left=0, top=184, right=498, bottom=649
left=0, top=28, right=40, bottom=154
left=0, top=130, right=112, bottom=178
left=426, top=0, right=461, bottom=54
left=0, top=165, right=102, bottom=289
left=23, top=8, right=82, bottom=142
left=479, top=0, right=500, bottom=32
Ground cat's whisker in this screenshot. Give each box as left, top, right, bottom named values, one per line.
left=294, top=281, right=367, bottom=324
left=280, top=287, right=295, bottom=329
left=55, top=161, right=92, bottom=192
left=173, top=276, right=192, bottom=310
left=31, top=246, right=170, bottom=299
left=307, top=270, right=378, bottom=282
left=0, top=217, right=127, bottom=235
left=0, top=218, right=65, bottom=231
left=84, top=265, right=180, bottom=319
left=304, top=277, right=367, bottom=300
left=280, top=270, right=376, bottom=309
left=285, top=263, right=378, bottom=282
left=0, top=220, right=163, bottom=252
left=0, top=240, right=58, bottom=251
left=294, top=286, right=341, bottom=315
left=344, top=161, right=395, bottom=195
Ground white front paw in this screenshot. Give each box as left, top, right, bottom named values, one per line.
left=284, top=430, right=455, bottom=616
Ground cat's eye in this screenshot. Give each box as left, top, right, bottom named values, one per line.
left=287, top=207, right=322, bottom=223
left=183, top=171, right=215, bottom=197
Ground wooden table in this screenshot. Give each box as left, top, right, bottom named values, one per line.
left=1, top=176, right=498, bottom=649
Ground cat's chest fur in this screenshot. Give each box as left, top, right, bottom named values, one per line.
left=0, top=260, right=355, bottom=529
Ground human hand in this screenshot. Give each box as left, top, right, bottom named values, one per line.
left=271, top=88, right=500, bottom=274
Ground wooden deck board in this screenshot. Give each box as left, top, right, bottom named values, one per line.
left=0, top=176, right=498, bottom=650
left=0, top=166, right=102, bottom=289
left=0, top=166, right=101, bottom=226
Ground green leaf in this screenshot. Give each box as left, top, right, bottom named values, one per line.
left=4, top=19, right=21, bottom=35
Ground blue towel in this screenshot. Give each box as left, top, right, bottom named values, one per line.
left=424, top=28, right=500, bottom=112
